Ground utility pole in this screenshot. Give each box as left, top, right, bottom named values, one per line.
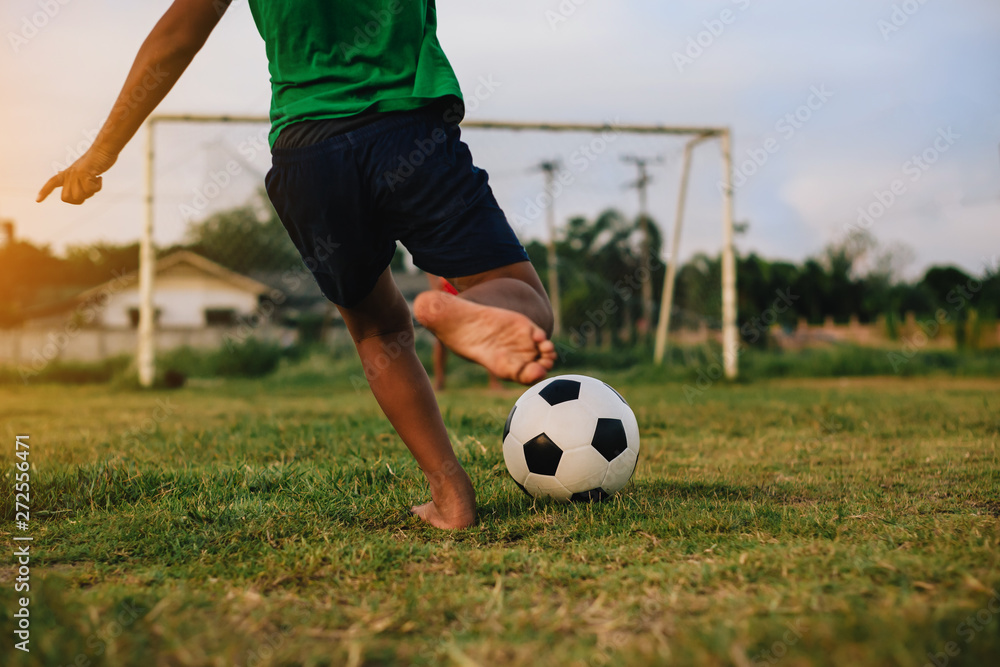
left=536, top=160, right=563, bottom=337
left=139, top=122, right=157, bottom=388
left=622, top=155, right=664, bottom=340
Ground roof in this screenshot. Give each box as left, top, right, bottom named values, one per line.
left=75, top=250, right=276, bottom=302
left=23, top=250, right=278, bottom=320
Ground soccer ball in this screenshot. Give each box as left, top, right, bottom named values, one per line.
left=502, top=374, right=640, bottom=502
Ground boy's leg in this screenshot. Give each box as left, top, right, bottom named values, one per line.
left=339, top=267, right=475, bottom=529
left=413, top=260, right=557, bottom=385
left=432, top=340, right=448, bottom=391
left=425, top=273, right=448, bottom=390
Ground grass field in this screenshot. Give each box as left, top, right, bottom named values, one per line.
left=1, top=367, right=999, bottom=666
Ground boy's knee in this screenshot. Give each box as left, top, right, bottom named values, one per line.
left=354, top=325, right=416, bottom=378
left=340, top=288, right=414, bottom=343
left=352, top=320, right=414, bottom=346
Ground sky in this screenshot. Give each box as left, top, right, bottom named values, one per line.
left=2, top=0, right=999, bottom=280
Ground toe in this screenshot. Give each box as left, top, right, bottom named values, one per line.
left=518, top=361, right=548, bottom=385
left=536, top=335, right=557, bottom=358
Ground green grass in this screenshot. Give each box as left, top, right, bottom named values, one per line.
left=1, top=374, right=998, bottom=666
left=7, top=344, right=1000, bottom=388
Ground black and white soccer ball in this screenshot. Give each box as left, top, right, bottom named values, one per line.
left=502, top=374, right=640, bottom=502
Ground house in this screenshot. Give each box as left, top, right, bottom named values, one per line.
left=1, top=249, right=437, bottom=365
left=75, top=250, right=278, bottom=330
left=2, top=250, right=290, bottom=364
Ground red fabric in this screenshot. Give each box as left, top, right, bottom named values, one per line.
left=439, top=277, right=459, bottom=295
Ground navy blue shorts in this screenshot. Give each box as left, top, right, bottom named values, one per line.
left=264, top=107, right=529, bottom=308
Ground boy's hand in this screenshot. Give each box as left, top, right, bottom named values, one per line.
left=37, top=147, right=118, bottom=205
left=36, top=0, right=232, bottom=206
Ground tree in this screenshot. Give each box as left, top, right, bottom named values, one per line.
left=674, top=253, right=721, bottom=328
left=919, top=265, right=975, bottom=347
left=182, top=188, right=304, bottom=274
left=0, top=240, right=66, bottom=327
left=553, top=209, right=664, bottom=347
left=62, top=242, right=140, bottom=284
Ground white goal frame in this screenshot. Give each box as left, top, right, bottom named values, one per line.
left=137, top=115, right=737, bottom=386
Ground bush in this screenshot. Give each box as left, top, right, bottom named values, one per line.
left=295, top=313, right=328, bottom=345
left=0, top=355, right=131, bottom=385
left=540, top=343, right=1000, bottom=384
left=160, top=338, right=283, bottom=380
left=214, top=337, right=282, bottom=377
left=552, top=338, right=650, bottom=370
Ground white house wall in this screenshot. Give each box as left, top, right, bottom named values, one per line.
left=99, top=275, right=261, bottom=329
left=0, top=324, right=310, bottom=365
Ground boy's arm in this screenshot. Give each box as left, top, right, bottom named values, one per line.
left=38, top=0, right=233, bottom=205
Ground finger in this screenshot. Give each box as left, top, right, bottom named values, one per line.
left=36, top=172, right=65, bottom=202
left=72, top=179, right=91, bottom=204
left=63, top=179, right=85, bottom=205
left=83, top=175, right=103, bottom=196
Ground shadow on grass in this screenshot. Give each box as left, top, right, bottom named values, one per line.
left=640, top=479, right=808, bottom=504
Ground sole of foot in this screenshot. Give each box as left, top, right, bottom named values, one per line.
left=413, top=291, right=556, bottom=385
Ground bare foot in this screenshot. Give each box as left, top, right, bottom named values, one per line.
left=411, top=468, right=477, bottom=530
left=413, top=291, right=556, bottom=385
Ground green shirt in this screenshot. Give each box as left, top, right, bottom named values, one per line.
left=247, top=0, right=464, bottom=147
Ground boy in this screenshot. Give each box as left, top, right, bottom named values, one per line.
left=37, top=0, right=556, bottom=530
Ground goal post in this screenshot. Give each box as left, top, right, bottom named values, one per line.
left=138, top=114, right=737, bottom=386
